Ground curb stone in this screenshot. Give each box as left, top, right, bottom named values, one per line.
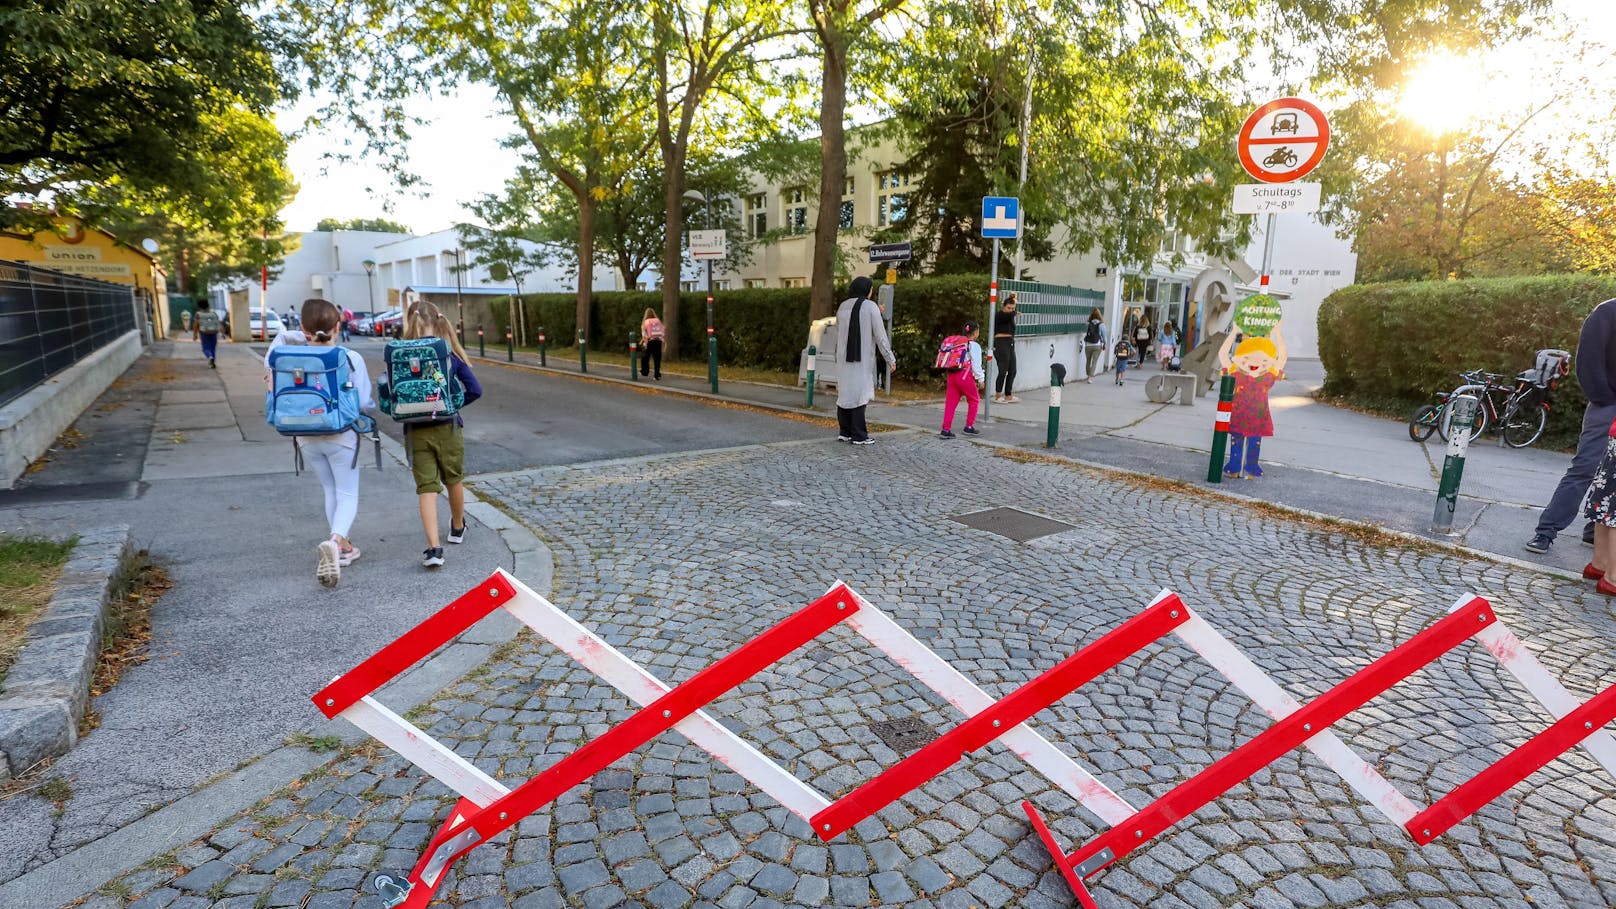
left=0, top=524, right=131, bottom=780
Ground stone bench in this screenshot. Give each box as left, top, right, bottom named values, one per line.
left=1145, top=373, right=1199, bottom=406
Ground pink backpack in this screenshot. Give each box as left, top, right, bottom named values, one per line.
left=935, top=335, right=971, bottom=371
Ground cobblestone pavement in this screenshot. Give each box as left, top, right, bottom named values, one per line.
left=96, top=434, right=1616, bottom=909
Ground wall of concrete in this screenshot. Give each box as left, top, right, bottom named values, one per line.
left=0, top=331, right=143, bottom=488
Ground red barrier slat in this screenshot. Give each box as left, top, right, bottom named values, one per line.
left=1407, top=682, right=1616, bottom=844
left=811, top=595, right=1190, bottom=839
left=1064, top=596, right=1494, bottom=878
left=1023, top=801, right=1100, bottom=909
left=445, top=585, right=859, bottom=849
left=312, top=572, right=518, bottom=718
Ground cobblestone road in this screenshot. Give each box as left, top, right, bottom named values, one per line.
left=100, top=434, right=1616, bottom=909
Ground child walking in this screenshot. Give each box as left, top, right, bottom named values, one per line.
left=193, top=300, right=221, bottom=368
left=640, top=308, right=665, bottom=379
left=264, top=299, right=374, bottom=587
left=939, top=321, right=985, bottom=439
left=402, top=301, right=483, bottom=569
left=1113, top=339, right=1133, bottom=384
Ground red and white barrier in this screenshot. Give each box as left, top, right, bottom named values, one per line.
left=314, top=574, right=1616, bottom=909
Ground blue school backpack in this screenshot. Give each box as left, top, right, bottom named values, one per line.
left=377, top=338, right=463, bottom=423
left=266, top=345, right=368, bottom=436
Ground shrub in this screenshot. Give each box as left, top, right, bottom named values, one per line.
left=506, top=275, right=991, bottom=376
left=1317, top=275, right=1616, bottom=446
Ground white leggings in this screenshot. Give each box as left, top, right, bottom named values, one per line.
left=301, top=437, right=361, bottom=539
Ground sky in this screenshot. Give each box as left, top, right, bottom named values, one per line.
left=275, top=0, right=1612, bottom=237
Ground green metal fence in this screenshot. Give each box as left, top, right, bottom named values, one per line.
left=1002, top=279, right=1105, bottom=337
left=0, top=261, right=137, bottom=409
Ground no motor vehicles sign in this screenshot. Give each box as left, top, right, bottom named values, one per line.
left=1237, top=97, right=1330, bottom=184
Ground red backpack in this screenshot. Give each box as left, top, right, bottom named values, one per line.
left=935, top=335, right=971, bottom=371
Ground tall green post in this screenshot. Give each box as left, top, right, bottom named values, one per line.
left=578, top=328, right=588, bottom=373
left=707, top=327, right=718, bottom=394
left=477, top=324, right=485, bottom=358
left=506, top=328, right=514, bottom=362
left=538, top=328, right=547, bottom=367
left=806, top=345, right=817, bottom=407
left=1046, top=364, right=1063, bottom=448
left=630, top=333, right=640, bottom=382
left=1207, top=374, right=1236, bottom=483
left=1432, top=395, right=1478, bottom=533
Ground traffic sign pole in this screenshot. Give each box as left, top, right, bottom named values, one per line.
left=985, top=240, right=999, bottom=420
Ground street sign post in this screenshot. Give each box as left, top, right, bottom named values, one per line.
left=980, top=197, right=1021, bottom=418
left=1232, top=182, right=1321, bottom=215
left=869, top=242, right=912, bottom=264
left=689, top=230, right=727, bottom=260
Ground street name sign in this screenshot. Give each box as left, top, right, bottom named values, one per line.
left=869, top=241, right=912, bottom=263
left=981, top=197, right=1021, bottom=239
left=1236, top=97, right=1330, bottom=184
left=1232, top=182, right=1321, bottom=214
left=690, top=230, right=727, bottom=260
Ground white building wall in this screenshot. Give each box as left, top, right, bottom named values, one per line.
left=1245, top=215, right=1357, bottom=359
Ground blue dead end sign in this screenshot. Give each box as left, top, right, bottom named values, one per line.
left=981, top=196, right=1020, bottom=239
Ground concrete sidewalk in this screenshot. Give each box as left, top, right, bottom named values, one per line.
left=486, top=349, right=1590, bottom=577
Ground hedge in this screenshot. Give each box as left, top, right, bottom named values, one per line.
left=1317, top=274, right=1616, bottom=445
left=500, top=275, right=992, bottom=380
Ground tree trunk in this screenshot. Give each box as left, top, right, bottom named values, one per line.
left=659, top=145, right=687, bottom=359
left=577, top=193, right=595, bottom=343
left=809, top=26, right=849, bottom=321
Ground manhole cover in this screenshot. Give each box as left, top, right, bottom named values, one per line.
left=869, top=716, right=938, bottom=753
left=950, top=506, right=1077, bottom=542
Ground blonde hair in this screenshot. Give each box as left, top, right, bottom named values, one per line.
left=1233, top=336, right=1279, bottom=372
left=643, top=308, right=658, bottom=321
left=403, top=301, right=468, bottom=361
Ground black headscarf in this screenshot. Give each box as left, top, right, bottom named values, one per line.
left=843, top=276, right=874, bottom=363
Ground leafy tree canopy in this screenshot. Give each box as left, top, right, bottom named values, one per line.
left=314, top=217, right=413, bottom=234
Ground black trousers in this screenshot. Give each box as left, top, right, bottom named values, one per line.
left=993, top=338, right=1017, bottom=393
left=837, top=405, right=869, bottom=441
left=641, top=339, right=663, bottom=376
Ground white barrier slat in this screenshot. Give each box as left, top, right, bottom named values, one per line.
left=495, top=570, right=833, bottom=822
left=338, top=696, right=510, bottom=807
left=1173, top=610, right=1424, bottom=826
left=1475, top=622, right=1616, bottom=780
left=840, top=585, right=1137, bottom=827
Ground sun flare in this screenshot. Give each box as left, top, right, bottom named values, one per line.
left=1398, top=51, right=1487, bottom=136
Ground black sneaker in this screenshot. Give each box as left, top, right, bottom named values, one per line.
left=422, top=547, right=445, bottom=568
left=940, top=430, right=956, bottom=439
left=209, top=358, right=216, bottom=369
left=1584, top=524, right=1597, bottom=546
left=447, top=524, right=466, bottom=544
left=1525, top=534, right=1553, bottom=554
left=962, top=426, right=980, bottom=435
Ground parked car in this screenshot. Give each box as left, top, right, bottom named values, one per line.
left=248, top=311, right=285, bottom=340
left=372, top=310, right=405, bottom=338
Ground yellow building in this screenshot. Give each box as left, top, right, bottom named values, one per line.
left=0, top=216, right=168, bottom=339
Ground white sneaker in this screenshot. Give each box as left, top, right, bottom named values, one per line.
left=338, top=544, right=361, bottom=567
left=316, top=540, right=341, bottom=588
left=447, top=524, right=466, bottom=544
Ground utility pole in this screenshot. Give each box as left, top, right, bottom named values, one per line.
left=1014, top=48, right=1036, bottom=277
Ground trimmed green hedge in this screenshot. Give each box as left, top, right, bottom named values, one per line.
left=501, top=275, right=992, bottom=380
left=1318, top=275, right=1616, bottom=446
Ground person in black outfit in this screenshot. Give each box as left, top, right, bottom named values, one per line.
left=992, top=293, right=1019, bottom=403
left=1527, top=298, right=1616, bottom=553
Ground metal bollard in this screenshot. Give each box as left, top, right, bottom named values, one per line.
left=458, top=319, right=466, bottom=347
left=1432, top=395, right=1478, bottom=534
left=630, top=333, right=639, bottom=382
left=1206, top=374, right=1236, bottom=483
left=806, top=345, right=817, bottom=408
left=1046, top=363, right=1066, bottom=448
left=477, top=324, right=485, bottom=358
left=506, top=328, right=514, bottom=362
left=707, top=327, right=718, bottom=394
left=578, top=329, right=587, bottom=373
left=538, top=329, right=547, bottom=367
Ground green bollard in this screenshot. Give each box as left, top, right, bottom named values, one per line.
left=477, top=324, right=485, bottom=358
left=538, top=328, right=547, bottom=367
left=806, top=345, right=817, bottom=407
left=630, top=333, right=640, bottom=382
left=506, top=328, right=514, bottom=362
left=1206, top=374, right=1236, bottom=483
left=1432, top=395, right=1478, bottom=533
left=578, top=329, right=587, bottom=373
left=1046, top=364, right=1064, bottom=448
left=707, top=328, right=718, bottom=394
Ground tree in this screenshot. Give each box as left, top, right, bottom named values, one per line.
left=1, top=0, right=285, bottom=234
left=315, top=217, right=412, bottom=234
left=279, top=0, right=655, bottom=338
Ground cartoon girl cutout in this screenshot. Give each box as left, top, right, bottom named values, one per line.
left=1217, top=323, right=1287, bottom=478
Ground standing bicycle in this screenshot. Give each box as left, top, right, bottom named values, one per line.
left=1409, top=350, right=1570, bottom=449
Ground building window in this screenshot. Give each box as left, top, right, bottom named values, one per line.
left=714, top=279, right=732, bottom=291
left=782, top=277, right=807, bottom=288
left=746, top=193, right=767, bottom=239
left=839, top=177, right=856, bottom=230
left=680, top=280, right=699, bottom=292
left=783, top=188, right=809, bottom=235
left=877, top=171, right=909, bottom=227
left=635, top=282, right=649, bottom=291
left=744, top=278, right=766, bottom=289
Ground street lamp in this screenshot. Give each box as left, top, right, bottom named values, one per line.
left=362, top=259, right=376, bottom=321
left=683, top=189, right=718, bottom=392
left=449, top=247, right=466, bottom=344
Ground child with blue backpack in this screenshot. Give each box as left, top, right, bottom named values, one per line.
left=264, top=299, right=374, bottom=587
left=394, top=301, right=482, bottom=569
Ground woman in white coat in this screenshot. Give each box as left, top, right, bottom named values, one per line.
left=835, top=276, right=896, bottom=445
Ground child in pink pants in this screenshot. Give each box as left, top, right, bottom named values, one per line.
left=941, top=321, right=985, bottom=439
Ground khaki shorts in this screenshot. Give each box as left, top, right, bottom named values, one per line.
left=408, top=422, right=464, bottom=494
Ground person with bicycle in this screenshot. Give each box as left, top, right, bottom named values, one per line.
left=1527, top=298, right=1616, bottom=554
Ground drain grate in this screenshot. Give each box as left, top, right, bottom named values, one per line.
left=869, top=716, right=938, bottom=753
left=950, top=506, right=1077, bottom=542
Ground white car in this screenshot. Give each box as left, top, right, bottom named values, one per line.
left=248, top=312, right=285, bottom=340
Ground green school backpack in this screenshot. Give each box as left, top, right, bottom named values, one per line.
left=377, top=338, right=464, bottom=423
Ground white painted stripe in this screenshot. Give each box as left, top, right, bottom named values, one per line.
left=1475, top=621, right=1616, bottom=780
left=842, top=584, right=1137, bottom=827
left=495, top=570, right=833, bottom=822
left=339, top=696, right=510, bottom=806
left=1172, top=607, right=1423, bottom=825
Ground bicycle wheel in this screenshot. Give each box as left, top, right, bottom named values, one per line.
left=1409, top=404, right=1440, bottom=442
left=1502, top=397, right=1547, bottom=448
left=1440, top=393, right=1487, bottom=445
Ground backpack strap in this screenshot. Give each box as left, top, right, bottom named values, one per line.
left=293, top=439, right=303, bottom=476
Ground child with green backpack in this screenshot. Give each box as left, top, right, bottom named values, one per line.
left=382, top=301, right=482, bottom=569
